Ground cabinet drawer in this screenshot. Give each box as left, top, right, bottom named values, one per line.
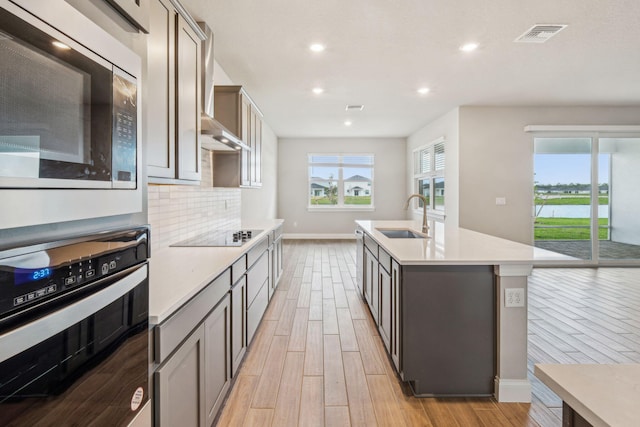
left=364, top=234, right=378, bottom=258
left=247, top=236, right=269, bottom=267
left=232, top=255, right=247, bottom=285
left=247, top=251, right=268, bottom=306
left=154, top=269, right=231, bottom=362
left=378, top=247, right=392, bottom=274
left=247, top=278, right=268, bottom=345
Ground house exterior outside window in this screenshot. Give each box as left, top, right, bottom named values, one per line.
left=413, top=137, right=445, bottom=215
left=308, top=154, right=374, bottom=209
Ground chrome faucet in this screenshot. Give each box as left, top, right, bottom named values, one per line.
left=403, top=194, right=429, bottom=234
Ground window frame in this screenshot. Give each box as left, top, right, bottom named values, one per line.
left=413, top=137, right=445, bottom=216
left=307, top=153, right=375, bottom=211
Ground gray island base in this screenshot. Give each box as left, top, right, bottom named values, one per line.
left=355, top=219, right=574, bottom=402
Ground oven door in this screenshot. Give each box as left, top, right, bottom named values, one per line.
left=0, top=264, right=149, bottom=427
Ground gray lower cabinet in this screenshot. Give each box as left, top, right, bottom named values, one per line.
left=155, top=323, right=205, bottom=427
left=364, top=247, right=379, bottom=322
left=359, top=231, right=495, bottom=397
left=230, top=276, right=246, bottom=376
left=378, top=264, right=391, bottom=352
left=246, top=249, right=269, bottom=345
left=204, top=295, right=231, bottom=427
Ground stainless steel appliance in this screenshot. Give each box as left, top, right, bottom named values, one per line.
left=0, top=226, right=150, bottom=426
left=0, top=0, right=143, bottom=229
left=172, top=229, right=263, bottom=247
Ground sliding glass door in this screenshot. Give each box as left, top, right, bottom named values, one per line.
left=534, top=135, right=640, bottom=264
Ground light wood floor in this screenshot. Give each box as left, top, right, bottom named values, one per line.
left=216, top=240, right=640, bottom=426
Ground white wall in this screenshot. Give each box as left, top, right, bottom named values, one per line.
left=242, top=122, right=278, bottom=221
left=610, top=139, right=640, bottom=245
left=406, top=109, right=460, bottom=227
left=278, top=138, right=406, bottom=236
left=457, top=106, right=640, bottom=244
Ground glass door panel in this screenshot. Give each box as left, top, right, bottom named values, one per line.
left=533, top=137, right=593, bottom=260
left=599, top=138, right=640, bottom=261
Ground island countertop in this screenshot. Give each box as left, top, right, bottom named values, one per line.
left=356, top=219, right=574, bottom=265
left=149, top=219, right=284, bottom=325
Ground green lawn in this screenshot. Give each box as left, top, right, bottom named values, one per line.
left=310, top=196, right=371, bottom=205
left=534, top=217, right=609, bottom=240
left=534, top=196, right=608, bottom=205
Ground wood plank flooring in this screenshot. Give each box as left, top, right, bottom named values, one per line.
left=216, top=240, right=640, bottom=426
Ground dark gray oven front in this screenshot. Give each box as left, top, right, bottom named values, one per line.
left=0, top=227, right=150, bottom=426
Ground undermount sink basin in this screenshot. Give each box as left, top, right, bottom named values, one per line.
left=377, top=228, right=427, bottom=239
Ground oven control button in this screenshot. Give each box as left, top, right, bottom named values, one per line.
left=36, top=288, right=47, bottom=297
left=27, top=293, right=36, bottom=301
left=65, top=276, right=77, bottom=286
left=13, top=296, right=25, bottom=306
left=47, top=285, right=56, bottom=293
left=109, top=260, right=117, bottom=270
left=86, top=269, right=95, bottom=278
left=101, top=263, right=110, bottom=274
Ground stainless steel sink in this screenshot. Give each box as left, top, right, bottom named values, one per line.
left=377, top=228, right=426, bottom=239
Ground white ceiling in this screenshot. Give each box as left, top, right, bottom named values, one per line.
left=183, top=0, right=640, bottom=138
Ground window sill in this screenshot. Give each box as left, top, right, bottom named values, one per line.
left=308, top=206, right=375, bottom=213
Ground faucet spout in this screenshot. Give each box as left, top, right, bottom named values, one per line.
left=404, top=194, right=429, bottom=234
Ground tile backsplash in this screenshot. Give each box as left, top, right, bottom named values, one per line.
left=148, top=150, right=241, bottom=251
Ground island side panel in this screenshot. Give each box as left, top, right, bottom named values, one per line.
left=494, top=264, right=532, bottom=402
left=401, top=264, right=495, bottom=396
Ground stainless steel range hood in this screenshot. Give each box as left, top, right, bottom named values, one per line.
left=198, top=22, right=249, bottom=151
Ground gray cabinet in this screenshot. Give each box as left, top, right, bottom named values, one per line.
left=364, top=247, right=379, bottom=322
left=155, top=323, right=205, bottom=427
left=246, top=248, right=269, bottom=344
left=378, top=263, right=391, bottom=352
left=147, top=0, right=203, bottom=184
left=204, top=294, right=231, bottom=427
left=212, top=86, right=263, bottom=188
left=230, top=276, right=246, bottom=376
left=390, top=259, right=401, bottom=372
left=269, top=226, right=283, bottom=298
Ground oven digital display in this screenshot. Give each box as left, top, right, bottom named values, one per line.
left=14, top=267, right=52, bottom=286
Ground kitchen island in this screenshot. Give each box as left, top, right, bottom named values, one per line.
left=355, top=219, right=573, bottom=403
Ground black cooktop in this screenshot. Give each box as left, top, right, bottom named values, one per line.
left=171, top=229, right=263, bottom=247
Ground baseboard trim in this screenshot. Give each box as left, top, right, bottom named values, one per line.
left=283, top=233, right=356, bottom=240
left=494, top=377, right=532, bottom=402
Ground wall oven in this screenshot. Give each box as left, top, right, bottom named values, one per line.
left=0, top=226, right=150, bottom=426
left=0, top=0, right=142, bottom=229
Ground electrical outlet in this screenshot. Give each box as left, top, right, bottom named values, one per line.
left=505, top=288, right=525, bottom=307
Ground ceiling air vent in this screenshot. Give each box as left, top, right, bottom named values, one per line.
left=514, top=24, right=567, bottom=43
left=345, top=105, right=364, bottom=111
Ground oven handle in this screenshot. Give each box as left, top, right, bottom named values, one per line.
left=0, top=263, right=148, bottom=363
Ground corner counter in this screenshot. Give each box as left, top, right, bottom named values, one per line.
left=149, top=219, right=284, bottom=325
left=355, top=219, right=574, bottom=403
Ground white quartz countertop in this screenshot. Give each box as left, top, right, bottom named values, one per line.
left=356, top=220, right=574, bottom=265
left=535, top=364, right=640, bottom=427
left=149, top=219, right=284, bottom=325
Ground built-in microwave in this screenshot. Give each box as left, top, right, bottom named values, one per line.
left=0, top=0, right=143, bottom=230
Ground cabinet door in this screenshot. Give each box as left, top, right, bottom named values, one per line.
left=146, top=0, right=176, bottom=178
left=155, top=324, right=205, bottom=427
left=275, top=237, right=283, bottom=285
left=379, top=266, right=391, bottom=352
left=364, top=248, right=379, bottom=322
left=391, top=260, right=401, bottom=372
left=204, top=295, right=231, bottom=426
left=240, top=96, right=251, bottom=186
left=176, top=15, right=201, bottom=181
left=231, top=277, right=247, bottom=376
left=251, top=107, right=262, bottom=186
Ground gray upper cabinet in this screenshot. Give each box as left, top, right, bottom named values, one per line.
left=213, top=86, right=263, bottom=188
left=147, top=0, right=203, bottom=184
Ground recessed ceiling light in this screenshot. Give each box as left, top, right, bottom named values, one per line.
left=309, top=43, right=325, bottom=52
left=52, top=40, right=71, bottom=50
left=312, top=87, right=324, bottom=95
left=459, top=42, right=479, bottom=52
left=417, top=87, right=430, bottom=95
left=344, top=120, right=352, bottom=126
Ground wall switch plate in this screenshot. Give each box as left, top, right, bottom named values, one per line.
left=496, top=197, right=507, bottom=205
left=505, top=288, right=525, bottom=307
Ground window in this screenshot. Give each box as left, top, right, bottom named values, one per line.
left=308, top=154, right=374, bottom=208
left=413, top=138, right=445, bottom=213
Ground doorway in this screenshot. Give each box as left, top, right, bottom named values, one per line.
left=533, top=135, right=640, bottom=264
